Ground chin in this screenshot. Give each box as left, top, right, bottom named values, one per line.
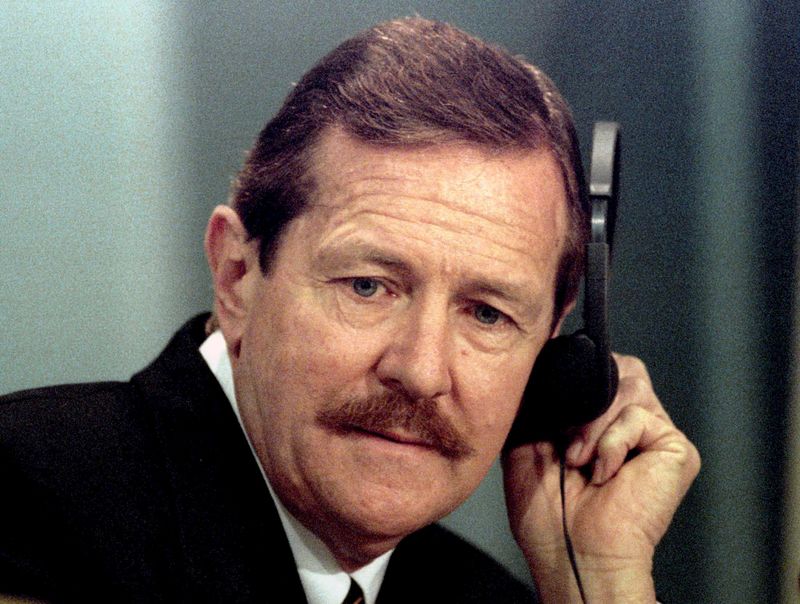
left=319, top=467, right=475, bottom=544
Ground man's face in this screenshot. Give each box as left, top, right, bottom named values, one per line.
left=225, top=130, right=568, bottom=565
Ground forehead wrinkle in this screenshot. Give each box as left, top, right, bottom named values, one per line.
left=308, top=132, right=568, bottom=252
left=319, top=183, right=558, bottom=240
left=320, top=199, right=561, bottom=266
left=313, top=146, right=562, bottom=224
left=320, top=175, right=555, bottom=239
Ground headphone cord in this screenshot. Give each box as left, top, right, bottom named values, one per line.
left=560, top=456, right=589, bottom=604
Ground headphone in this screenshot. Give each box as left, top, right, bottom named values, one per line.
left=506, top=122, right=621, bottom=447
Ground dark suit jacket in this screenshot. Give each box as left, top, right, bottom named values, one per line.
left=0, top=315, right=536, bottom=603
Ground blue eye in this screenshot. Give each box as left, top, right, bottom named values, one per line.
left=352, top=278, right=379, bottom=297
left=474, top=304, right=501, bottom=324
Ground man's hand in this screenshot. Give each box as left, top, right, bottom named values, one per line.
left=502, top=354, right=700, bottom=603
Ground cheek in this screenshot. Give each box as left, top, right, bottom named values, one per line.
left=255, top=298, right=386, bottom=401
left=458, top=350, right=534, bottom=446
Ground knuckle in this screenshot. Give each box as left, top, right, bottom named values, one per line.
left=686, top=441, right=702, bottom=476
left=618, top=403, right=643, bottom=423
left=616, top=354, right=648, bottom=377
left=671, top=436, right=702, bottom=477
left=599, top=407, right=640, bottom=448
left=596, top=433, right=621, bottom=458
left=630, top=375, right=652, bottom=400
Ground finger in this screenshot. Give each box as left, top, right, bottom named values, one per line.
left=614, top=353, right=653, bottom=387
left=502, top=442, right=591, bottom=511
left=591, top=405, right=674, bottom=485
left=502, top=441, right=590, bottom=548
left=503, top=441, right=559, bottom=502
left=502, top=442, right=562, bottom=538
left=614, top=354, right=672, bottom=424
left=565, top=355, right=672, bottom=467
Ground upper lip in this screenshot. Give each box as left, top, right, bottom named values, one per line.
left=352, top=425, right=434, bottom=448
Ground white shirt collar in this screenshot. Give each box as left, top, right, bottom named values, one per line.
left=199, top=329, right=393, bottom=604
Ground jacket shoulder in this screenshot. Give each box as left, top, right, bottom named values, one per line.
left=0, top=380, right=128, bottom=407
left=0, top=381, right=146, bottom=454
left=0, top=379, right=180, bottom=600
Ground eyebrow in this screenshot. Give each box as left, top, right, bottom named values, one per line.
left=359, top=250, right=413, bottom=274
left=461, top=278, right=533, bottom=307
left=316, top=245, right=415, bottom=278
left=316, top=242, right=544, bottom=317
left=459, top=277, right=545, bottom=324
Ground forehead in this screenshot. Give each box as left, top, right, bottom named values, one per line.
left=304, top=129, right=569, bottom=260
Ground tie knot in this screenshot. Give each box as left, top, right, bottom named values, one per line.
left=342, top=578, right=364, bottom=604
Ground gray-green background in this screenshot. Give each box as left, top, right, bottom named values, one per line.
left=2, top=2, right=798, bottom=602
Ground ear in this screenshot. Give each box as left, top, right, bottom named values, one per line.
left=205, top=205, right=261, bottom=358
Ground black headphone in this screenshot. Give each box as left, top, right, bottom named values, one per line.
left=506, top=122, right=621, bottom=447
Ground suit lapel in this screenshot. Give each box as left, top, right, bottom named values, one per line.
left=131, top=315, right=308, bottom=602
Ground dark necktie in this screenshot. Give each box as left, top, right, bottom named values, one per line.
left=341, top=578, right=365, bottom=604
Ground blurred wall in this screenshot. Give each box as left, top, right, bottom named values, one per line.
left=2, top=2, right=798, bottom=602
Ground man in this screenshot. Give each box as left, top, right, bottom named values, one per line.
left=0, top=17, right=699, bottom=603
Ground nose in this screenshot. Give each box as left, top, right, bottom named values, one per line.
left=375, top=299, right=453, bottom=401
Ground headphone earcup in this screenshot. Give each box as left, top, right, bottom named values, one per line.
left=505, top=333, right=619, bottom=447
